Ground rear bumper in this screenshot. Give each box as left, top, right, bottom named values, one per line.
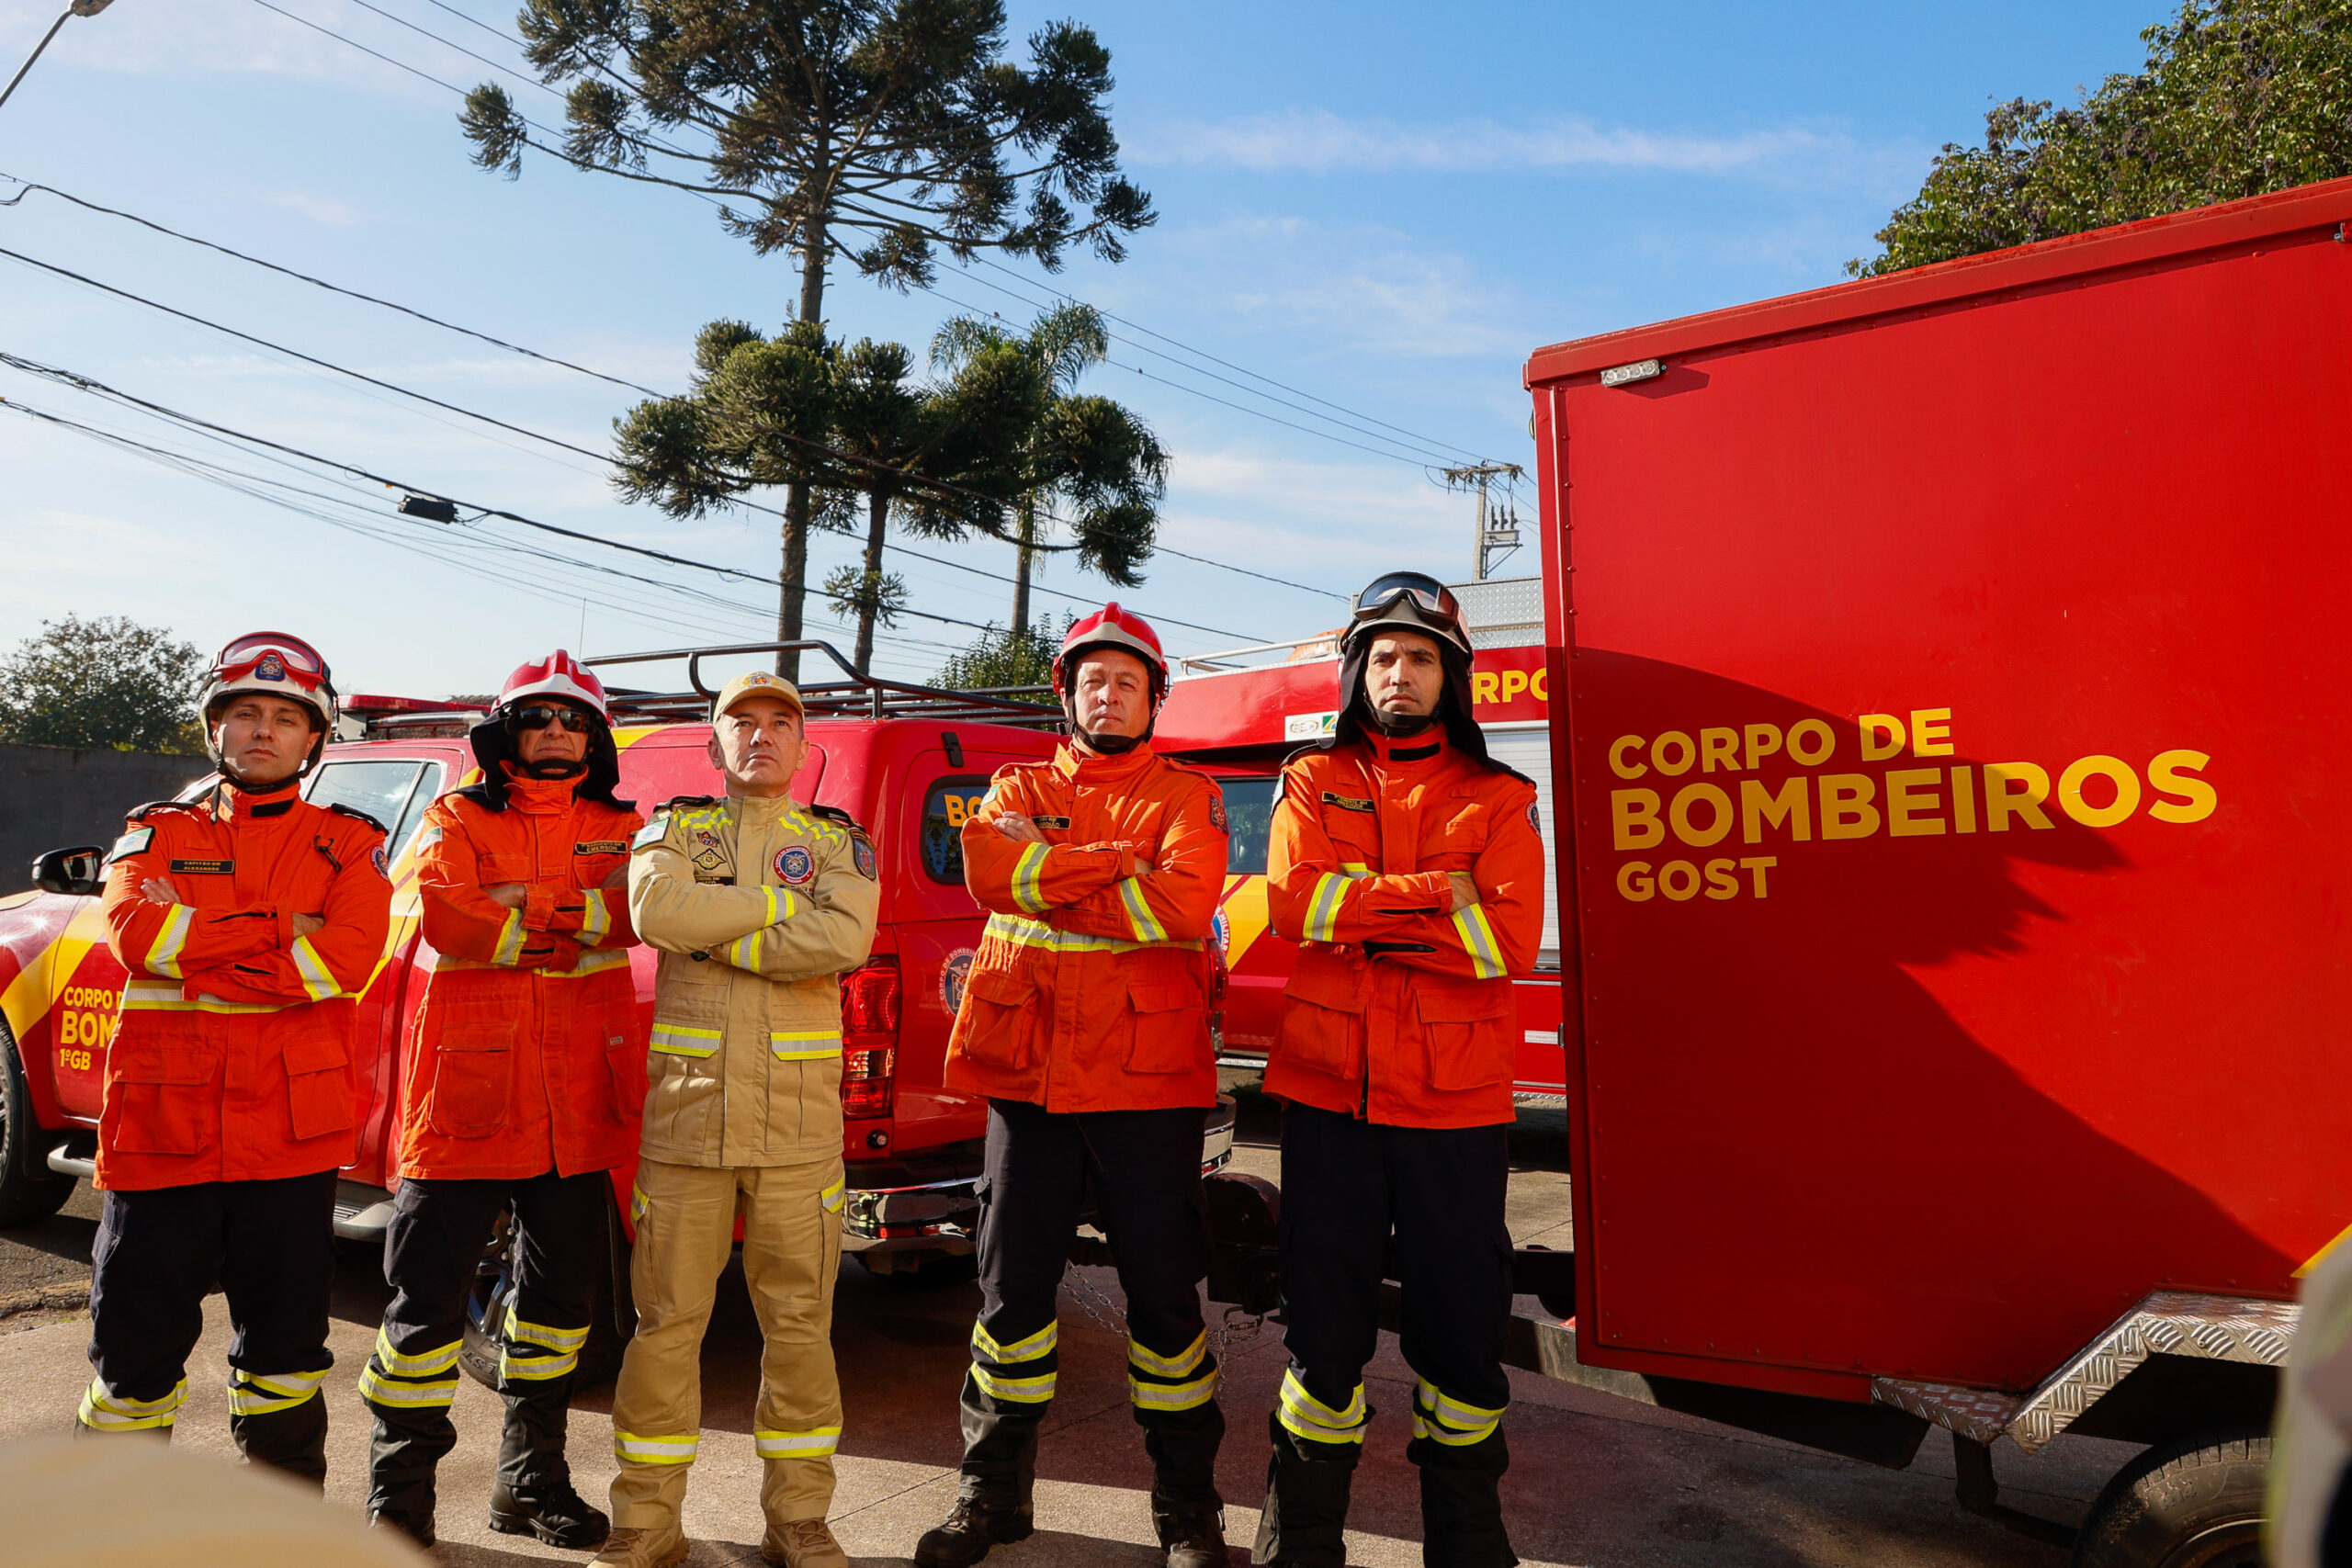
left=842, top=1093, right=1239, bottom=1254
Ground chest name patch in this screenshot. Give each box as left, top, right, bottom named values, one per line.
left=1320, top=792, right=1375, bottom=814
left=574, top=840, right=629, bottom=855
left=168, top=859, right=236, bottom=874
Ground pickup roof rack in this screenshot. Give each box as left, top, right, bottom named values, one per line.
left=354, top=641, right=1059, bottom=738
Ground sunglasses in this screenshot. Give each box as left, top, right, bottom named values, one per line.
left=509, top=705, right=594, bottom=733
left=1351, top=572, right=1463, bottom=625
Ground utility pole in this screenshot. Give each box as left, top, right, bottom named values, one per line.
left=1442, top=461, right=1526, bottom=581
left=0, top=1, right=113, bottom=116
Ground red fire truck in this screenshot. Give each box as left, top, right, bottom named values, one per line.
left=1506, top=176, right=2352, bottom=1563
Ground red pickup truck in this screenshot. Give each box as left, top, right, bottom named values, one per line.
left=0, top=644, right=1239, bottom=1379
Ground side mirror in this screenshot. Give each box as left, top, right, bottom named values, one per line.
left=31, top=846, right=105, bottom=897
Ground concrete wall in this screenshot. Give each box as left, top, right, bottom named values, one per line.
left=0, top=743, right=212, bottom=890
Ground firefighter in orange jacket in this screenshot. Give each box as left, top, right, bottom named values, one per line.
left=84, top=633, right=390, bottom=1485
left=1255, top=574, right=1545, bottom=1568
left=360, top=653, right=646, bottom=1551
left=917, top=606, right=1232, bottom=1568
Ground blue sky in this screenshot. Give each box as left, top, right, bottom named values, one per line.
left=0, top=0, right=2163, bottom=697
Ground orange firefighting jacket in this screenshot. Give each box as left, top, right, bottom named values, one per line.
left=944, top=743, right=1227, bottom=1113
left=1266, top=729, right=1544, bottom=1128
left=396, top=774, right=648, bottom=1180
left=97, top=783, right=391, bottom=1190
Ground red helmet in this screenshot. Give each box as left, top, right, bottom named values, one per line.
left=198, top=632, right=338, bottom=772
left=1053, top=603, right=1168, bottom=696
left=496, top=650, right=609, bottom=724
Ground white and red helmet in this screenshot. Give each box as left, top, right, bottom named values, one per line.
left=199, top=630, right=338, bottom=731
left=1053, top=603, right=1168, bottom=697
left=495, top=649, right=610, bottom=724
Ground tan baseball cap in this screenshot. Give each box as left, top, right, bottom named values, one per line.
left=709, top=669, right=804, bottom=723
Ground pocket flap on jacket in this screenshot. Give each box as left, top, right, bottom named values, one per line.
left=1127, top=984, right=1200, bottom=1015
left=1284, top=961, right=1367, bottom=1013
left=280, top=1031, right=349, bottom=1074
left=965, top=967, right=1035, bottom=1007
left=1415, top=979, right=1513, bottom=1023
left=109, top=1049, right=215, bottom=1086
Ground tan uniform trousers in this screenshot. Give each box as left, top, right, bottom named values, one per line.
left=608, top=1154, right=846, bottom=1529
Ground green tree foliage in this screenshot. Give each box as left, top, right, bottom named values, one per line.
left=931, top=302, right=1167, bottom=635
left=0, top=615, right=206, bottom=754
left=613, top=322, right=1016, bottom=673
left=932, top=614, right=1071, bottom=700
left=461, top=0, right=1156, bottom=666
left=1851, top=0, right=2352, bottom=276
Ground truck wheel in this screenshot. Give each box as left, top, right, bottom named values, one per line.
left=0, top=1021, right=75, bottom=1229
left=2073, top=1427, right=2269, bottom=1568
left=459, top=1197, right=634, bottom=1393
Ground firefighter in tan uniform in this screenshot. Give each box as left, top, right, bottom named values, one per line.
left=596, top=671, right=879, bottom=1568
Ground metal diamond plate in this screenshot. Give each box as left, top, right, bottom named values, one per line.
left=1870, top=1292, right=2297, bottom=1454
left=1870, top=1379, right=2022, bottom=1445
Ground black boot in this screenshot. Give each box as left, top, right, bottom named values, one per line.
left=488, top=1381, right=609, bottom=1548
left=230, top=1390, right=329, bottom=1489
left=1416, top=1442, right=1516, bottom=1568
left=368, top=1508, right=436, bottom=1550
left=1155, top=1503, right=1230, bottom=1568
left=366, top=1393, right=456, bottom=1537
left=915, top=1495, right=1036, bottom=1568
left=1251, top=1418, right=1358, bottom=1568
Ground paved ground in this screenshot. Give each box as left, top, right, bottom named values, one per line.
left=0, top=1091, right=2139, bottom=1567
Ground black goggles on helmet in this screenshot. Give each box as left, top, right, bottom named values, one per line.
left=1351, top=572, right=1464, bottom=629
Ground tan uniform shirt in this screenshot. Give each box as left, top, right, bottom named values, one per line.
left=627, top=792, right=880, bottom=1167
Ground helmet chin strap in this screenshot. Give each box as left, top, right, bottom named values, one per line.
left=516, top=756, right=590, bottom=780
left=1369, top=708, right=1437, bottom=738
left=217, top=763, right=303, bottom=795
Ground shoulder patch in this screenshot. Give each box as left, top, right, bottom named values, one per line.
left=631, top=818, right=670, bottom=852
left=851, top=835, right=876, bottom=881
left=326, top=802, right=389, bottom=835
left=105, top=827, right=153, bottom=865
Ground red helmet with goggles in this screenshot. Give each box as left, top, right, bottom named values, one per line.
left=1340, top=570, right=1471, bottom=659
left=495, top=649, right=610, bottom=725
left=1053, top=603, right=1169, bottom=698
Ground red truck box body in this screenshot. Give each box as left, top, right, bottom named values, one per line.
left=1526, top=178, right=2352, bottom=1400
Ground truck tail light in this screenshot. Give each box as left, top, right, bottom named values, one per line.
left=840, top=956, right=899, bottom=1120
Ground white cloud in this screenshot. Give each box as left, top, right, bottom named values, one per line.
left=0, top=0, right=467, bottom=91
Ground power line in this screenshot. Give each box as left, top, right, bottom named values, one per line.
left=0, top=350, right=1018, bottom=637
left=0, top=183, right=1344, bottom=624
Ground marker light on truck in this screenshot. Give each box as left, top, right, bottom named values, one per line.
left=840, top=957, right=899, bottom=1120
left=1600, top=358, right=1662, bottom=387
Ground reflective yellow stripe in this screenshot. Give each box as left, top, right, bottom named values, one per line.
left=373, top=1328, right=460, bottom=1377
left=1412, top=1378, right=1503, bottom=1444
left=499, top=1348, right=579, bottom=1382
left=760, top=886, right=796, bottom=924
left=357, top=1366, right=458, bottom=1408
left=1117, top=876, right=1167, bottom=943
left=491, top=908, right=526, bottom=966
left=503, top=1307, right=590, bottom=1352
left=1340, top=862, right=1372, bottom=877
left=289, top=934, right=341, bottom=1000
left=754, top=1426, right=842, bottom=1459
left=227, top=1367, right=326, bottom=1415
left=1450, top=905, right=1504, bottom=979
left=145, top=904, right=193, bottom=978
left=578, top=888, right=611, bottom=943
left=1131, top=1368, right=1219, bottom=1411
left=1276, top=1368, right=1367, bottom=1445
left=78, top=1376, right=186, bottom=1431
left=615, top=1430, right=699, bottom=1465
left=1303, top=873, right=1351, bottom=943
left=1011, top=842, right=1050, bottom=913
left=981, top=913, right=1203, bottom=955
left=1127, top=1330, right=1206, bottom=1379
left=650, top=1022, right=721, bottom=1057
left=630, top=1184, right=650, bottom=1224
left=820, top=1175, right=844, bottom=1213
left=972, top=1318, right=1058, bottom=1364
left=971, top=1366, right=1057, bottom=1403
left=120, top=980, right=284, bottom=1014
left=542, top=948, right=629, bottom=978
left=771, top=1030, right=842, bottom=1061
left=727, top=926, right=763, bottom=972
